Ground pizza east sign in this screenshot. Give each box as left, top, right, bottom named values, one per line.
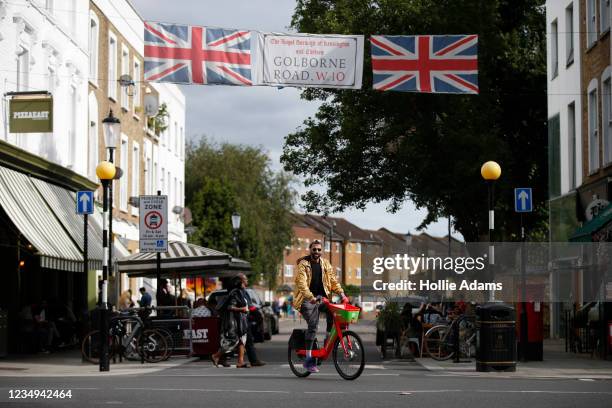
left=9, top=98, right=53, bottom=133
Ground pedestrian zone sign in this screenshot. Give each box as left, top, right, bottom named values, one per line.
left=514, top=188, right=533, bottom=213
left=76, top=191, right=94, bottom=214
left=139, top=195, right=168, bottom=253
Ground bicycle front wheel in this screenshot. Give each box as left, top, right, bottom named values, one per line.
left=137, top=329, right=168, bottom=363
left=81, top=330, right=117, bottom=364
left=333, top=330, right=365, bottom=380
left=424, top=325, right=454, bottom=361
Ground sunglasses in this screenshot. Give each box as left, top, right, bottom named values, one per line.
left=311, top=248, right=322, bottom=252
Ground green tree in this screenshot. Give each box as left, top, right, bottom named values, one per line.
left=186, top=138, right=296, bottom=288
left=282, top=0, right=547, bottom=242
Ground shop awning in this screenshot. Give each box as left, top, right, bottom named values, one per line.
left=118, top=240, right=251, bottom=278
left=31, top=178, right=103, bottom=270
left=0, top=166, right=103, bottom=271
left=570, top=203, right=612, bottom=242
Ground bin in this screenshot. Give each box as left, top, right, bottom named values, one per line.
left=476, top=303, right=517, bottom=372
left=190, top=317, right=220, bottom=356
left=0, top=310, right=7, bottom=357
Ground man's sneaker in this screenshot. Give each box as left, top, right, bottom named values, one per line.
left=302, top=357, right=319, bottom=373
left=251, top=360, right=266, bottom=367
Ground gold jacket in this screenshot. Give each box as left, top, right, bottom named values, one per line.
left=293, top=257, right=344, bottom=311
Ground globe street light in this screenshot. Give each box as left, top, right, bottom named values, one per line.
left=231, top=212, right=241, bottom=256
left=95, top=160, right=116, bottom=372
left=481, top=161, right=501, bottom=301
left=102, top=110, right=120, bottom=299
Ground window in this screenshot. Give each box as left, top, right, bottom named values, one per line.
left=356, top=268, right=361, bottom=279
left=551, top=20, right=558, bottom=78
left=568, top=102, right=576, bottom=189
left=47, top=67, right=56, bottom=95
left=588, top=0, right=598, bottom=46
left=335, top=242, right=340, bottom=253
left=355, top=243, right=362, bottom=253
left=174, top=177, right=177, bottom=206
left=17, top=48, right=29, bottom=91
left=179, top=181, right=183, bottom=205
left=166, top=171, right=171, bottom=198
left=174, top=121, right=179, bottom=153
left=68, top=86, right=77, bottom=167
left=133, top=60, right=141, bottom=109
left=588, top=86, right=600, bottom=172
left=325, top=240, right=331, bottom=252
left=153, top=161, right=158, bottom=192
left=108, top=34, right=117, bottom=100
left=600, top=0, right=610, bottom=33
left=565, top=3, right=574, bottom=65
left=548, top=115, right=561, bottom=198
left=45, top=0, right=54, bottom=13
left=120, top=138, right=128, bottom=211
left=160, top=167, right=165, bottom=194
left=145, top=155, right=151, bottom=194
left=121, top=46, right=129, bottom=110
left=284, top=265, right=294, bottom=277
left=131, top=143, right=139, bottom=214
left=603, top=76, right=612, bottom=165
left=180, top=127, right=184, bottom=159
left=88, top=93, right=98, bottom=180
left=89, top=16, right=99, bottom=82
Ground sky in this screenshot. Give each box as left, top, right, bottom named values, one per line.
left=130, top=0, right=462, bottom=240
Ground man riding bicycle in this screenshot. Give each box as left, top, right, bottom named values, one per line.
left=294, top=239, right=348, bottom=373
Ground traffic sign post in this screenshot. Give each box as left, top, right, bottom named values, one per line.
left=76, top=191, right=94, bottom=214
left=514, top=187, right=532, bottom=361
left=139, top=194, right=168, bottom=253
left=514, top=188, right=533, bottom=213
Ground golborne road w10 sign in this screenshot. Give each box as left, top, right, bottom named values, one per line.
left=139, top=195, right=168, bottom=253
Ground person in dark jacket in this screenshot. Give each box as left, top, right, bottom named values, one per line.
left=210, top=276, right=249, bottom=368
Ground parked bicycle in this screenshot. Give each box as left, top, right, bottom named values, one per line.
left=424, top=313, right=476, bottom=361
left=288, top=297, right=365, bottom=380
left=81, top=311, right=168, bottom=364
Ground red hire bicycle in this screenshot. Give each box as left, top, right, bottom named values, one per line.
left=288, top=297, right=365, bottom=380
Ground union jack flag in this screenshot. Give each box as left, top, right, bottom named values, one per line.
left=144, top=22, right=252, bottom=86
left=370, top=35, right=478, bottom=94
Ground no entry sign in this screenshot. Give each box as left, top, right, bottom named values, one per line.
left=139, top=195, right=168, bottom=253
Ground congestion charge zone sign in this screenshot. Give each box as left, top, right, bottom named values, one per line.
left=139, top=195, right=168, bottom=253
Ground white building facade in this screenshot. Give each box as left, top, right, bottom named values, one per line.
left=151, top=82, right=186, bottom=242
left=546, top=0, right=583, bottom=199
left=0, top=0, right=89, bottom=174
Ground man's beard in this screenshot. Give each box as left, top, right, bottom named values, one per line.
left=311, top=253, right=321, bottom=260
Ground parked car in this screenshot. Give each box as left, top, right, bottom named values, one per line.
left=207, top=289, right=271, bottom=343
left=245, top=289, right=279, bottom=337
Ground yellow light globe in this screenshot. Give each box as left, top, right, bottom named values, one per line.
left=96, top=161, right=116, bottom=180
left=481, top=161, right=501, bottom=181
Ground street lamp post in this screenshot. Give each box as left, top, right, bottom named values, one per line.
left=96, top=161, right=116, bottom=372
left=231, top=212, right=241, bottom=256
left=481, top=161, right=501, bottom=302
left=102, top=110, right=120, bottom=299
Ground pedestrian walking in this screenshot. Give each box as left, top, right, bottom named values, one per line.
left=210, top=275, right=249, bottom=368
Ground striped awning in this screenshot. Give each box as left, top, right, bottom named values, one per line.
left=118, top=240, right=251, bottom=278
left=31, top=178, right=104, bottom=270
left=0, top=166, right=103, bottom=272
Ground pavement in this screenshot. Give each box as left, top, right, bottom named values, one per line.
left=417, top=339, right=612, bottom=380
left=0, top=319, right=611, bottom=407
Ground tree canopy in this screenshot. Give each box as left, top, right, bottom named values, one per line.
left=281, top=0, right=547, bottom=242
left=186, top=138, right=296, bottom=288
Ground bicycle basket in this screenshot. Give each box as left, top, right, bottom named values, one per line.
left=333, top=304, right=360, bottom=324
